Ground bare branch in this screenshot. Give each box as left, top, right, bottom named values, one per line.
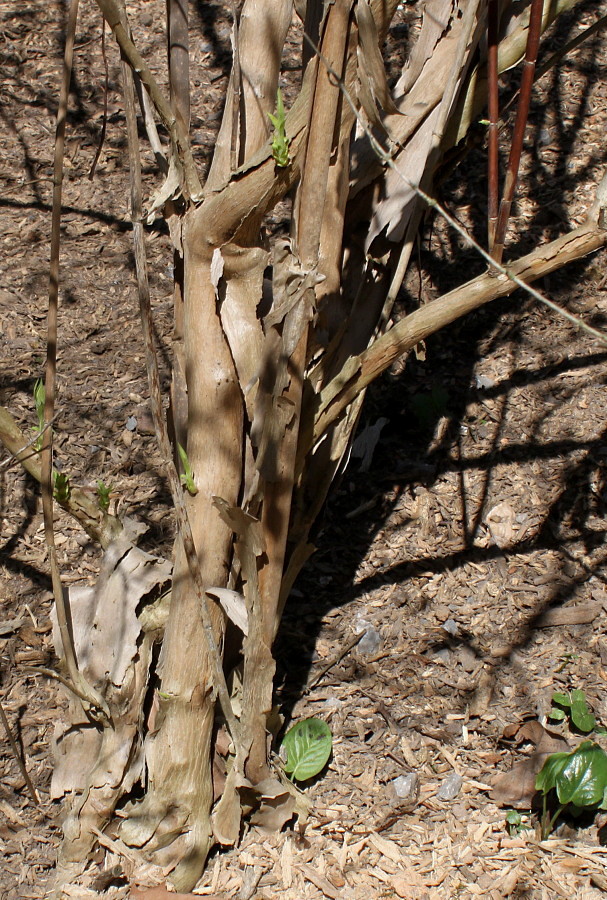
left=94, top=0, right=201, bottom=198
left=44, top=0, right=110, bottom=722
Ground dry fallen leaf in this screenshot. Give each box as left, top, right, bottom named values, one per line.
left=485, top=501, right=517, bottom=548
left=489, top=722, right=570, bottom=808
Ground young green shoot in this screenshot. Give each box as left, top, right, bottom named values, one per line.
left=33, top=378, right=46, bottom=451
left=53, top=471, right=71, bottom=503
left=96, top=479, right=112, bottom=514
left=268, top=88, right=290, bottom=168
left=505, top=809, right=531, bottom=836
left=177, top=443, right=198, bottom=496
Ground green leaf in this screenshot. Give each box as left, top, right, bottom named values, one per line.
left=535, top=749, right=571, bottom=795
left=549, top=708, right=566, bottom=722
left=551, top=691, right=572, bottom=708
left=536, top=741, right=607, bottom=810
left=34, top=378, right=45, bottom=427
left=570, top=690, right=596, bottom=733
left=282, top=718, right=332, bottom=782
left=96, top=479, right=112, bottom=513
left=32, top=378, right=46, bottom=450
left=177, top=443, right=198, bottom=496
left=268, top=88, right=290, bottom=168
left=53, top=471, right=71, bottom=503
left=505, top=809, right=521, bottom=835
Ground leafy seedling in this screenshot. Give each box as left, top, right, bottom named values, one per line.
left=96, top=479, right=112, bottom=513
left=281, top=718, right=332, bottom=782
left=268, top=88, right=290, bottom=168
left=177, top=443, right=198, bottom=496
left=549, top=689, right=605, bottom=734
left=505, top=809, right=532, bottom=836
left=33, top=378, right=45, bottom=450
left=535, top=740, right=607, bottom=839
left=53, top=471, right=71, bottom=503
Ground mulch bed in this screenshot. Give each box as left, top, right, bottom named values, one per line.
left=2, top=1, right=607, bottom=897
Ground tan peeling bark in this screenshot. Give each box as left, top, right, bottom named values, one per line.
left=119, top=243, right=243, bottom=888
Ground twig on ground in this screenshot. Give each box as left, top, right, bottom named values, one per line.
left=305, top=632, right=364, bottom=694
left=0, top=697, right=39, bottom=804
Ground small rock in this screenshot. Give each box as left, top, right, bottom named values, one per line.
left=354, top=615, right=382, bottom=655
left=442, top=618, right=459, bottom=636
left=392, top=772, right=420, bottom=806
left=475, top=374, right=495, bottom=390
left=437, top=772, right=463, bottom=800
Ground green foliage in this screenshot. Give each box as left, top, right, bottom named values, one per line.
left=96, top=479, right=112, bottom=513
left=177, top=443, right=198, bottom=495
left=33, top=378, right=45, bottom=450
left=281, top=718, right=332, bottom=782
left=268, top=88, right=290, bottom=168
left=549, top=689, right=605, bottom=734
left=53, top=471, right=71, bottom=503
left=505, top=809, right=532, bottom=836
left=411, top=385, right=449, bottom=429
left=535, top=740, right=607, bottom=838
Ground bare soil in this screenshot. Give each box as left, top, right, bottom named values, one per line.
left=2, top=2, right=607, bottom=898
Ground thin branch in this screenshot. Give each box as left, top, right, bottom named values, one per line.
left=487, top=0, right=499, bottom=249
left=94, top=0, right=202, bottom=198
left=492, top=0, right=544, bottom=263
left=167, top=0, right=190, bottom=132
left=229, top=0, right=241, bottom=172
left=0, top=697, right=38, bottom=804
left=301, top=30, right=607, bottom=444
left=43, top=0, right=110, bottom=722
left=500, top=13, right=607, bottom=123
left=88, top=14, right=109, bottom=180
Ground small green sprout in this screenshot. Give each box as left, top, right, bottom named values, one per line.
left=33, top=378, right=45, bottom=450
left=177, top=443, right=198, bottom=495
left=96, top=479, right=112, bottom=513
left=268, top=88, right=290, bottom=168
left=53, top=471, right=71, bottom=503
left=506, top=809, right=523, bottom=837
left=536, top=740, right=607, bottom=838
left=281, top=718, right=332, bottom=782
